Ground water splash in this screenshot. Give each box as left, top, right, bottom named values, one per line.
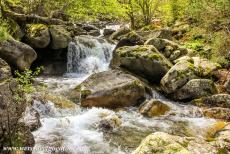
left=67, top=35, right=115, bottom=75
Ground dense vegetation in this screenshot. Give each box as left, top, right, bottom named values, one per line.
left=0, top=0, right=229, bottom=67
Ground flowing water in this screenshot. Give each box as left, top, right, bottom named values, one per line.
left=33, top=31, right=217, bottom=154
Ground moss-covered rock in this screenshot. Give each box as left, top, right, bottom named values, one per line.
left=133, top=132, right=221, bottom=154
left=0, top=38, right=37, bottom=70
left=139, top=99, right=170, bottom=117
left=114, top=45, right=172, bottom=82
left=174, top=79, right=218, bottom=100
left=192, top=94, right=230, bottom=108
left=160, top=60, right=197, bottom=94
left=49, top=25, right=72, bottom=49
left=203, top=107, right=230, bottom=121
left=25, top=24, right=50, bottom=48
left=72, top=70, right=147, bottom=108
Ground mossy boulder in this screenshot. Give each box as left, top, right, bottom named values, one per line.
left=160, top=60, right=197, bottom=94
left=133, top=132, right=220, bottom=154
left=114, top=45, right=172, bottom=82
left=203, top=107, right=230, bottom=121
left=139, top=99, right=170, bottom=117
left=0, top=38, right=37, bottom=70
left=25, top=24, right=50, bottom=48
left=49, top=25, right=72, bottom=49
left=72, top=70, right=147, bottom=108
left=174, top=79, right=218, bottom=100
left=192, top=94, right=230, bottom=108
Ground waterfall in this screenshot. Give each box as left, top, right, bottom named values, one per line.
left=67, top=35, right=115, bottom=75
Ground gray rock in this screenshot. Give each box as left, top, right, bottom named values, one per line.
left=174, top=79, right=217, bottom=100
left=72, top=70, right=147, bottom=108
left=49, top=25, right=72, bottom=49
left=0, top=39, right=37, bottom=70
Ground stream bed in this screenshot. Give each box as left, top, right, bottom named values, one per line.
left=32, top=26, right=217, bottom=154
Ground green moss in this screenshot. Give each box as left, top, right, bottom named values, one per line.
left=81, top=90, right=92, bottom=99
left=75, top=85, right=82, bottom=92
left=27, top=24, right=47, bottom=37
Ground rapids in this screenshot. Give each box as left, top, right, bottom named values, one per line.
left=33, top=28, right=217, bottom=154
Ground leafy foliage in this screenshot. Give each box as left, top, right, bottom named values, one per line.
left=15, top=67, right=43, bottom=94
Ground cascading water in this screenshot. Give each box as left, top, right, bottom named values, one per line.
left=33, top=28, right=217, bottom=154
left=67, top=35, right=115, bottom=75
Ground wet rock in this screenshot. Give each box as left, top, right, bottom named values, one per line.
left=115, top=45, right=172, bottom=82
left=192, top=94, right=230, bottom=108
left=0, top=38, right=37, bottom=70
left=25, top=24, right=50, bottom=48
left=0, top=58, right=11, bottom=81
left=174, top=79, right=217, bottom=100
left=82, top=24, right=99, bottom=31
left=103, top=28, right=116, bottom=36
left=215, top=124, right=230, bottom=151
left=20, top=107, right=41, bottom=131
left=133, top=132, right=222, bottom=154
left=97, top=114, right=122, bottom=132
left=139, top=99, right=170, bottom=117
left=161, top=60, right=197, bottom=94
left=74, top=70, right=146, bottom=108
left=49, top=25, right=72, bottom=49
left=203, top=107, right=230, bottom=121
left=110, top=27, right=131, bottom=40
left=88, top=29, right=100, bottom=36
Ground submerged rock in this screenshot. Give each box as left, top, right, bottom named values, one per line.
left=161, top=60, right=197, bottom=94
left=0, top=38, right=37, bottom=70
left=25, top=24, right=50, bottom=48
left=96, top=114, right=122, bottom=132
left=174, top=79, right=217, bottom=100
left=133, top=132, right=226, bottom=154
left=139, top=99, right=170, bottom=117
left=49, top=25, right=72, bottom=49
left=20, top=106, right=41, bottom=131
left=115, top=45, right=172, bottom=82
left=74, top=70, right=147, bottom=108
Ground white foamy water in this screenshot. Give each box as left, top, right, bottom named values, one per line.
left=33, top=29, right=217, bottom=154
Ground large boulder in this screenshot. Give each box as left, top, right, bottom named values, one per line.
left=0, top=59, right=35, bottom=150
left=0, top=38, right=37, bottom=70
left=174, top=79, right=217, bottom=100
left=133, top=132, right=222, bottom=154
left=72, top=70, right=147, bottom=108
left=114, top=45, right=172, bottom=82
left=103, top=28, right=116, bottom=37
left=139, top=99, right=170, bottom=117
left=161, top=60, right=197, bottom=94
left=49, top=25, right=72, bottom=49
left=25, top=24, right=50, bottom=48
left=192, top=94, right=230, bottom=108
